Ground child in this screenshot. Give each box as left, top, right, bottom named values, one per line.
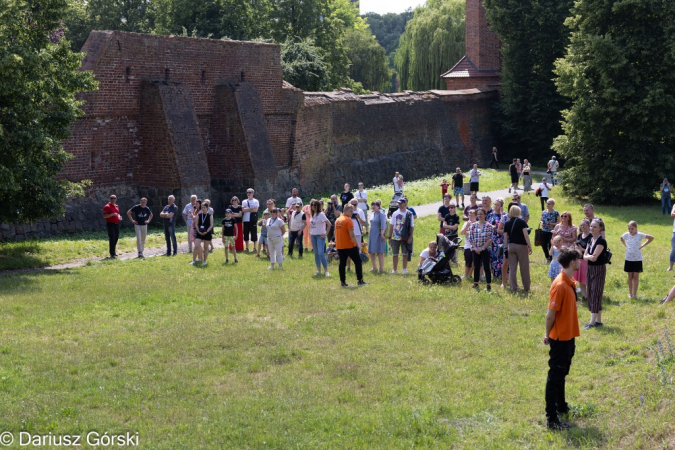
left=621, top=221, right=654, bottom=299
left=257, top=212, right=269, bottom=258
left=548, top=235, right=564, bottom=282
left=440, top=179, right=450, bottom=200
left=221, top=209, right=238, bottom=264
left=326, top=240, right=339, bottom=263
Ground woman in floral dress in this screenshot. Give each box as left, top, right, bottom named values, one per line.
left=488, top=198, right=507, bottom=283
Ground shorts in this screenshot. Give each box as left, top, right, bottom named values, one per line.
left=390, top=239, right=410, bottom=256
left=222, top=236, right=235, bottom=247
left=464, top=248, right=473, bottom=267
left=259, top=236, right=268, bottom=246
left=470, top=182, right=479, bottom=192
left=511, top=174, right=519, bottom=183
left=454, top=187, right=464, bottom=196
left=624, top=260, right=643, bottom=273
left=243, top=222, right=258, bottom=242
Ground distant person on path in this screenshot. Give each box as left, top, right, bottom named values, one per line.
left=537, top=177, right=552, bottom=211
left=547, top=156, right=559, bottom=185
left=288, top=202, right=307, bottom=258
left=160, top=195, right=178, bottom=256
left=266, top=208, right=286, bottom=269
left=221, top=209, right=238, bottom=263
left=355, top=182, right=369, bottom=235
left=242, top=189, right=259, bottom=253
left=340, top=183, right=354, bottom=208
left=102, top=194, right=122, bottom=258
left=393, top=172, right=404, bottom=196
left=503, top=205, right=532, bottom=292
left=127, top=197, right=153, bottom=258
left=512, top=194, right=530, bottom=223
left=309, top=199, right=331, bottom=277
left=516, top=158, right=522, bottom=180
left=452, top=167, right=465, bottom=208
left=509, top=159, right=519, bottom=193
left=469, top=164, right=481, bottom=194
left=388, top=197, right=414, bottom=275
left=335, top=203, right=367, bottom=287
left=461, top=209, right=477, bottom=280
left=583, top=219, right=608, bottom=329
left=540, top=199, right=560, bottom=264
left=522, top=159, right=533, bottom=193
left=440, top=179, right=450, bottom=200
left=325, top=195, right=342, bottom=243
left=193, top=202, right=213, bottom=266
left=544, top=247, right=581, bottom=431
left=368, top=200, right=387, bottom=273
left=468, top=208, right=493, bottom=290
left=490, top=147, right=499, bottom=169
left=620, top=221, right=653, bottom=299
left=575, top=219, right=592, bottom=301
left=661, top=178, right=672, bottom=215
left=182, top=195, right=197, bottom=253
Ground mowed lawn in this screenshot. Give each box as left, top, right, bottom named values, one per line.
left=1, top=189, right=675, bottom=448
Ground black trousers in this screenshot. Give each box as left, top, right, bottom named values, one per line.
left=338, top=246, right=363, bottom=283
left=107, top=222, right=120, bottom=257
left=541, top=230, right=553, bottom=261
left=540, top=196, right=548, bottom=211
left=490, top=156, right=499, bottom=169
left=288, top=231, right=303, bottom=256
left=164, top=222, right=177, bottom=254
left=472, top=249, right=491, bottom=283
left=545, top=338, right=575, bottom=421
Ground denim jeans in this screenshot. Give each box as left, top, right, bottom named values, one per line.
left=164, top=222, right=177, bottom=254
left=288, top=231, right=303, bottom=256
left=670, top=232, right=675, bottom=263
left=662, top=196, right=672, bottom=215
left=311, top=235, right=327, bottom=270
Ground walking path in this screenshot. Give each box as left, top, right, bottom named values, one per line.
left=2, top=171, right=549, bottom=273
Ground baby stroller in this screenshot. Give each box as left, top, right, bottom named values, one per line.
left=388, top=192, right=404, bottom=218
left=418, top=234, right=462, bottom=284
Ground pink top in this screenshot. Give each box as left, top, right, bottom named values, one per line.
left=553, top=224, right=578, bottom=247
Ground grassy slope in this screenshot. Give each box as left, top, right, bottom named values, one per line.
left=1, top=188, right=674, bottom=448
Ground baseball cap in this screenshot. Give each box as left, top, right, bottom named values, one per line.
left=225, top=209, right=233, bottom=213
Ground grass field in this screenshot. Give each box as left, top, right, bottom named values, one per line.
left=1, top=178, right=675, bottom=448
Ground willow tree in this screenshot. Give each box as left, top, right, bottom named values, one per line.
left=394, top=0, right=464, bottom=91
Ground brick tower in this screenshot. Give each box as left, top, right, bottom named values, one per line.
left=441, top=0, right=501, bottom=90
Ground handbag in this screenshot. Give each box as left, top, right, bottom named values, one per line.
left=534, top=227, right=543, bottom=247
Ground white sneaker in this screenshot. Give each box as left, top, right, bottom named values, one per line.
left=268, top=265, right=274, bottom=270
left=325, top=271, right=330, bottom=277
left=402, top=269, right=409, bottom=275
left=315, top=271, right=321, bottom=276
left=202, top=261, right=207, bottom=266
left=189, top=261, right=195, bottom=265
left=460, top=275, right=466, bottom=280
left=391, top=270, right=397, bottom=274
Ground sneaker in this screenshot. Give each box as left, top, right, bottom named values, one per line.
left=357, top=280, right=368, bottom=286
left=486, top=285, right=491, bottom=292
left=202, top=261, right=207, bottom=266
left=547, top=418, right=571, bottom=431
left=164, top=253, right=171, bottom=256
left=315, top=271, right=321, bottom=276
left=462, top=204, right=465, bottom=209
left=391, top=270, right=398, bottom=274
left=138, top=253, right=144, bottom=258
left=234, top=259, right=238, bottom=264
left=402, top=269, right=409, bottom=275
left=173, top=253, right=177, bottom=256
left=189, top=261, right=195, bottom=265
left=508, top=187, right=511, bottom=193
left=595, top=322, right=603, bottom=327
left=268, top=265, right=274, bottom=270
left=583, top=323, right=596, bottom=330
left=325, top=271, right=330, bottom=277
left=225, top=259, right=229, bottom=264
left=660, top=296, right=669, bottom=305
left=341, top=283, right=349, bottom=288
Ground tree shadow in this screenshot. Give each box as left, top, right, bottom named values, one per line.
left=0, top=268, right=80, bottom=294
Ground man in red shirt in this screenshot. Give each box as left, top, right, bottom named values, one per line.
left=544, top=247, right=581, bottom=430
left=102, top=194, right=122, bottom=258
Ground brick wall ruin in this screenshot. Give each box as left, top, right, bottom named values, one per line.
left=0, top=31, right=497, bottom=241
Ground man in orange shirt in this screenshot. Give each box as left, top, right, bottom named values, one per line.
left=544, top=247, right=581, bottom=430
left=335, top=204, right=367, bottom=288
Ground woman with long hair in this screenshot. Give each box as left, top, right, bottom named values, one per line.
left=228, top=196, right=245, bottom=252
left=309, top=199, right=331, bottom=276
left=583, top=219, right=608, bottom=329
left=552, top=211, right=578, bottom=248
left=575, top=219, right=592, bottom=301
left=540, top=198, right=560, bottom=264
left=488, top=198, right=507, bottom=286
left=193, top=202, right=213, bottom=266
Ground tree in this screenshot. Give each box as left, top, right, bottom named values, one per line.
left=553, top=0, right=675, bottom=204
left=344, top=28, right=391, bottom=92
left=281, top=38, right=330, bottom=91
left=484, top=0, right=574, bottom=163
left=395, top=0, right=465, bottom=91
left=362, top=9, right=413, bottom=56
left=0, top=0, right=97, bottom=223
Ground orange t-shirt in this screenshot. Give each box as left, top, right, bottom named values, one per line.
left=548, top=271, right=580, bottom=341
left=335, top=215, right=355, bottom=249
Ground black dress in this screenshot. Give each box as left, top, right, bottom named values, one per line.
left=197, top=212, right=213, bottom=241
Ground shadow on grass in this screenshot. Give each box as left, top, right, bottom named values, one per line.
left=0, top=242, right=46, bottom=270
left=0, top=268, right=80, bottom=294
left=564, top=425, right=604, bottom=448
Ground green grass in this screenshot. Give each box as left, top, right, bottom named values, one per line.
left=1, top=190, right=674, bottom=448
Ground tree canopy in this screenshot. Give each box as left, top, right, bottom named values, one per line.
left=0, top=0, right=97, bottom=223
left=362, top=10, right=413, bottom=56
left=484, top=0, right=574, bottom=164
left=344, top=27, right=391, bottom=92
left=553, top=0, right=675, bottom=204
left=394, top=0, right=465, bottom=91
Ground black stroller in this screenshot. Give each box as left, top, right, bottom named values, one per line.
left=418, top=234, right=462, bottom=284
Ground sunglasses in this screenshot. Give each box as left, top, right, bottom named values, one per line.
left=449, top=206, right=456, bottom=209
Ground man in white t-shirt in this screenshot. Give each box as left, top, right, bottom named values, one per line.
left=286, top=188, right=302, bottom=219
left=242, top=188, right=260, bottom=252
left=182, top=195, right=197, bottom=252
left=547, top=156, right=560, bottom=185
left=388, top=197, right=414, bottom=274
left=469, top=164, right=481, bottom=194
left=355, top=182, right=369, bottom=235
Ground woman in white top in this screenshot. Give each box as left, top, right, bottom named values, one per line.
left=309, top=199, right=331, bottom=277
left=355, top=182, right=369, bottom=235
left=620, top=220, right=653, bottom=299
left=538, top=177, right=551, bottom=211
left=266, top=208, right=286, bottom=269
